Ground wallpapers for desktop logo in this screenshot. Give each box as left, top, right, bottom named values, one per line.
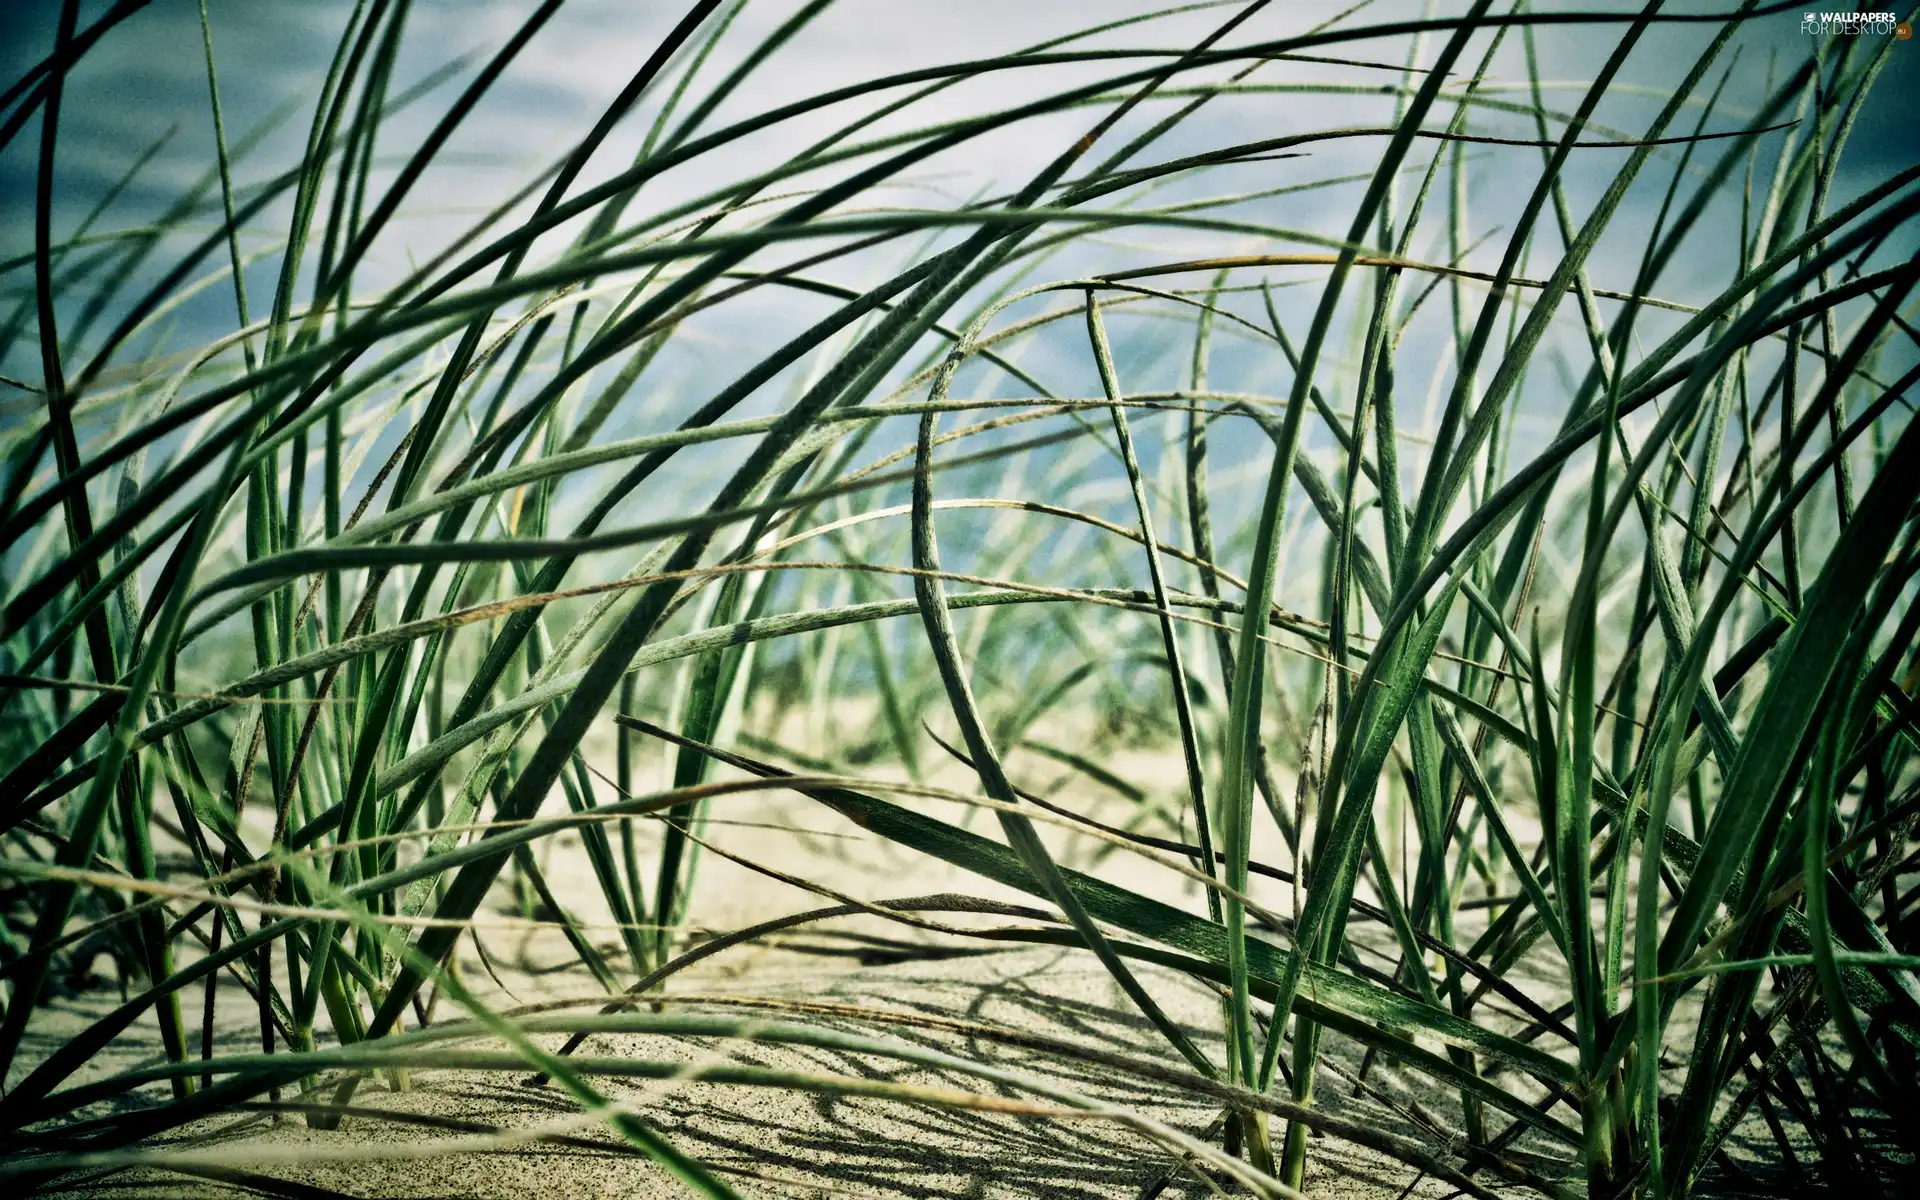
left=1801, top=9, right=1910, bottom=37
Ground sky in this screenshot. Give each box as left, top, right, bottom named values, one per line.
left=0, top=0, right=1913, bottom=580
left=5, top=1, right=1912, bottom=301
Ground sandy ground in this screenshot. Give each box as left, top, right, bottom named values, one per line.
left=15, top=729, right=1607, bottom=1198
left=50, top=953, right=1523, bottom=1199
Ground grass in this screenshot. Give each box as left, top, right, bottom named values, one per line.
left=1, top=1, right=1917, bottom=1196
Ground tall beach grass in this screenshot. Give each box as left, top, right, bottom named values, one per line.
left=1, top=1, right=1917, bottom=1195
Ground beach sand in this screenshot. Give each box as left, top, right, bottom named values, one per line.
left=14, top=728, right=1660, bottom=1198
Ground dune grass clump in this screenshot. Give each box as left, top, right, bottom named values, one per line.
left=1, top=1, right=1917, bottom=1196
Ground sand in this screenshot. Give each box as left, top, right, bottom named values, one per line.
left=15, top=732, right=1609, bottom=1198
